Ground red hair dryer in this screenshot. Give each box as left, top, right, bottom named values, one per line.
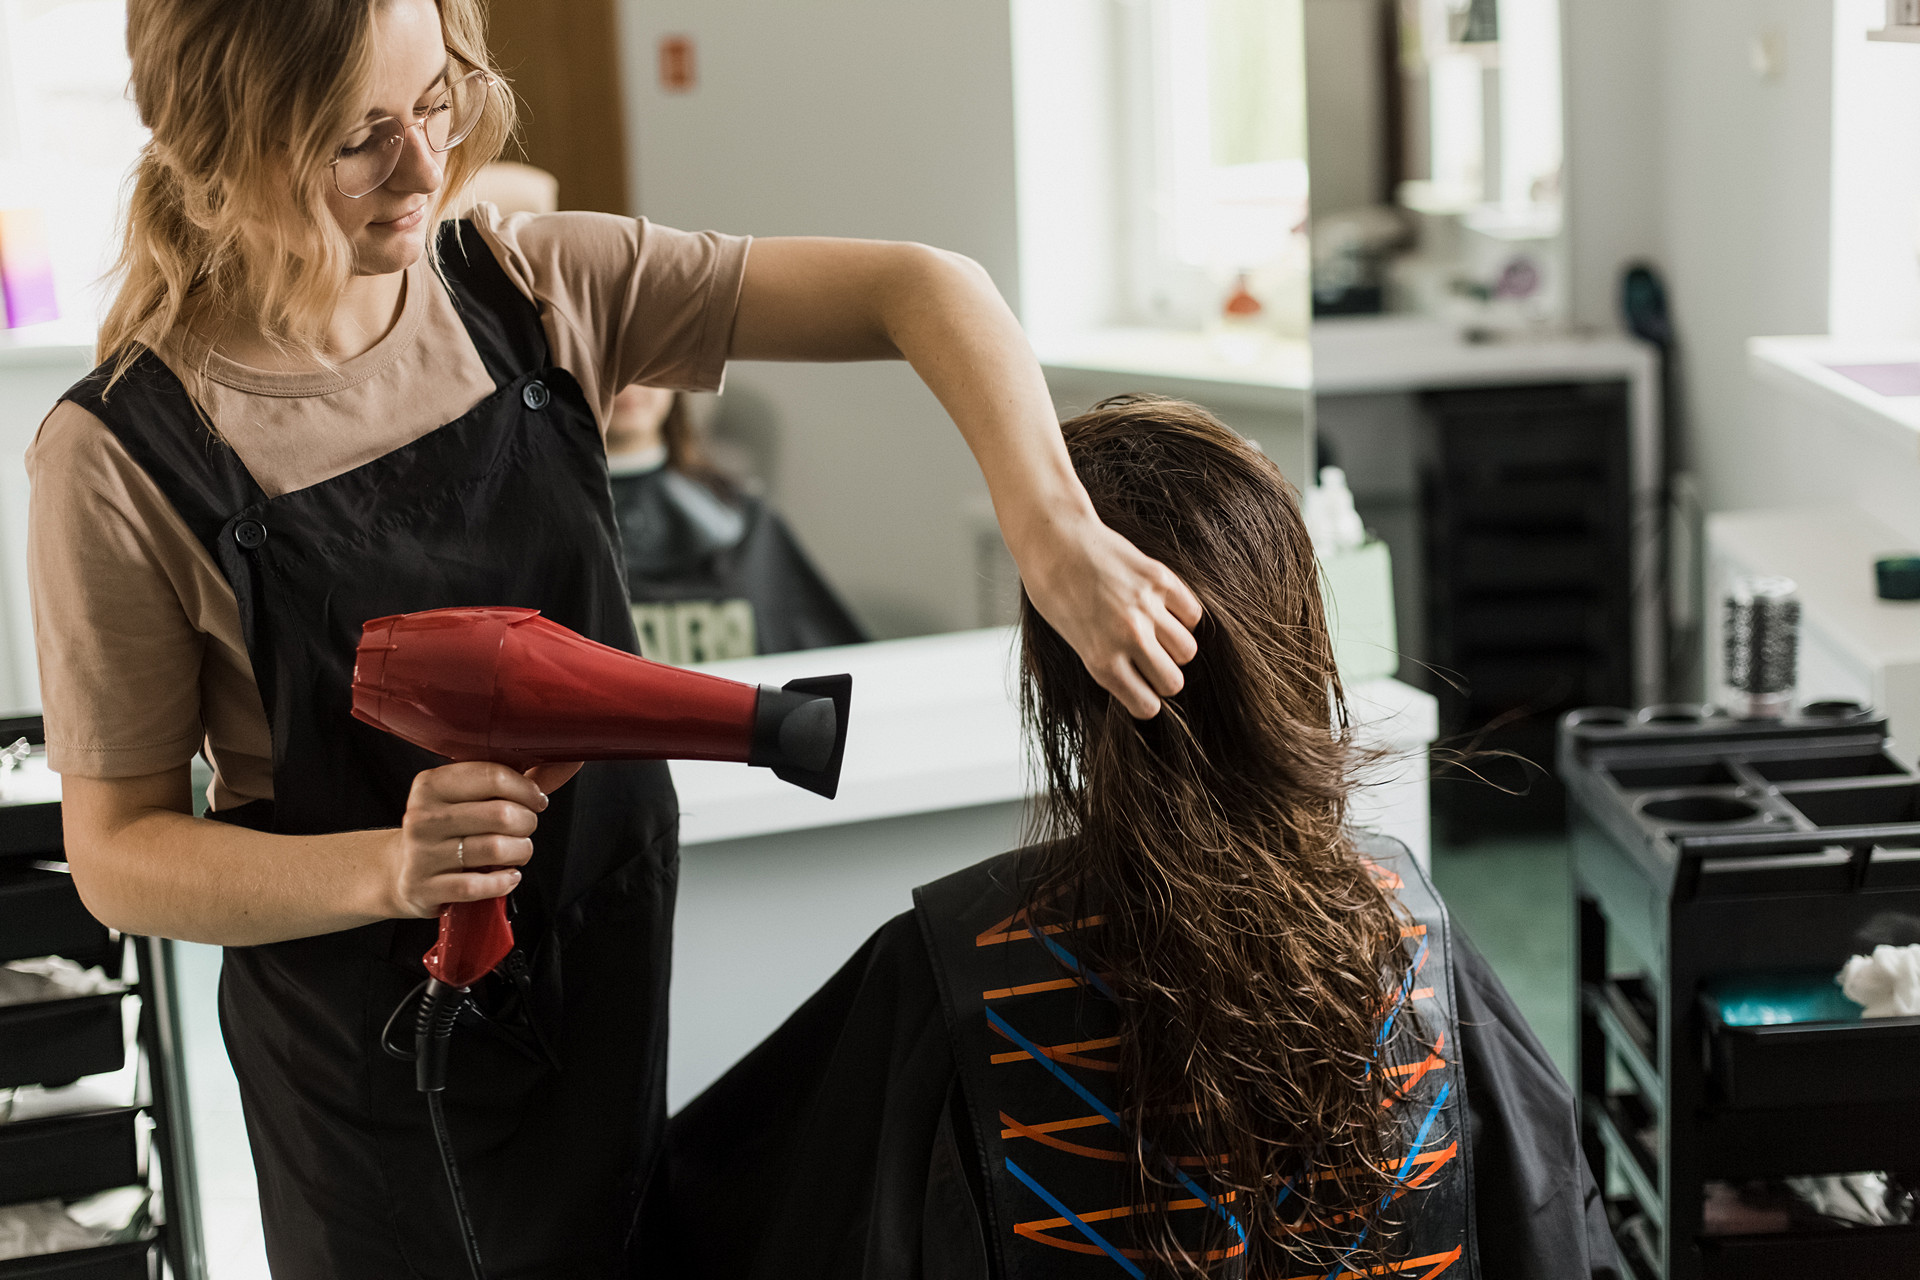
left=351, top=606, right=851, bottom=988
left=351, top=606, right=849, bottom=1280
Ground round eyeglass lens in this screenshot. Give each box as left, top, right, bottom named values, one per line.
left=331, top=68, right=492, bottom=198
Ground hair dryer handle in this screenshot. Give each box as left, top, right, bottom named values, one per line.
left=425, top=897, right=515, bottom=990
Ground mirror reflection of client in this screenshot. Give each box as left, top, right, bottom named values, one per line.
left=654, top=397, right=1620, bottom=1279
left=605, top=384, right=868, bottom=664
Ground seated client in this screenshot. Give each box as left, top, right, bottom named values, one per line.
left=655, top=396, right=1620, bottom=1280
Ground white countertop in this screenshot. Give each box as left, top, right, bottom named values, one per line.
left=671, top=627, right=1438, bottom=846
left=1312, top=315, right=1655, bottom=396
left=1707, top=505, right=1920, bottom=671
left=1749, top=335, right=1920, bottom=449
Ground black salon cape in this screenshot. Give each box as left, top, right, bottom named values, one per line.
left=649, top=916, right=1622, bottom=1280
left=611, top=465, right=868, bottom=657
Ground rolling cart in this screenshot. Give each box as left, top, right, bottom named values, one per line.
left=0, top=717, right=205, bottom=1280
left=1561, top=702, right=1920, bottom=1279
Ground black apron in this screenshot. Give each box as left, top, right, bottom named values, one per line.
left=64, top=221, right=678, bottom=1279
left=912, top=834, right=1476, bottom=1279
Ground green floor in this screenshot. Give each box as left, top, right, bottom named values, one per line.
left=1429, top=834, right=1576, bottom=1080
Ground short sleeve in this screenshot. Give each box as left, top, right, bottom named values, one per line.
left=27, top=402, right=214, bottom=777
left=469, top=205, right=750, bottom=427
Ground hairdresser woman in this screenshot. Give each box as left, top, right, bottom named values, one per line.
left=26, top=2, right=1200, bottom=1277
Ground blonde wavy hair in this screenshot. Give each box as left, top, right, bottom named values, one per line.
left=100, top=0, right=514, bottom=380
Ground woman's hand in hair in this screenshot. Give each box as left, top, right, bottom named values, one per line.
left=1019, top=512, right=1203, bottom=719
left=732, top=236, right=1202, bottom=715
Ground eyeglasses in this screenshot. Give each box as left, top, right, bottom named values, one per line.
left=329, top=67, right=495, bottom=199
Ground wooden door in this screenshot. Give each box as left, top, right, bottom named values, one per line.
left=485, top=0, right=629, bottom=215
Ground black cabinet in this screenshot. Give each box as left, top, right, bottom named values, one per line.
left=0, top=720, right=203, bottom=1280
left=1423, top=382, right=1636, bottom=835
left=1562, top=707, right=1920, bottom=1280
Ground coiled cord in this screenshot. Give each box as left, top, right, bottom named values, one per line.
left=391, top=978, right=489, bottom=1280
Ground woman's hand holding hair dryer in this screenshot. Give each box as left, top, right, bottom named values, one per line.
left=383, top=761, right=582, bottom=917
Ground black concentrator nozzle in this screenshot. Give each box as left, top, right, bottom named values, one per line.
left=747, top=674, right=852, bottom=799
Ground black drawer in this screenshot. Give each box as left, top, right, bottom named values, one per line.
left=1451, top=534, right=1602, bottom=590
left=1707, top=1005, right=1920, bottom=1109
left=0, top=994, right=124, bottom=1090
left=0, top=801, right=63, bottom=860
left=1698, top=1224, right=1920, bottom=1279
left=0, top=1107, right=142, bottom=1204
left=0, top=1242, right=151, bottom=1280
left=0, top=865, right=108, bottom=965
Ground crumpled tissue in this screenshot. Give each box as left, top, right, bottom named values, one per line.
left=0, top=1186, right=148, bottom=1260
left=1838, top=943, right=1920, bottom=1018
left=0, top=957, right=117, bottom=1008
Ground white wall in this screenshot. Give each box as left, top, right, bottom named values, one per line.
left=1560, top=0, right=1664, bottom=333
left=1563, top=0, right=1834, bottom=506
left=617, top=0, right=1021, bottom=638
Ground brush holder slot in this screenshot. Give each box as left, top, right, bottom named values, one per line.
left=1782, top=782, right=1920, bottom=828
left=1612, top=762, right=1740, bottom=790
left=1749, top=751, right=1907, bottom=783
left=1640, top=794, right=1766, bottom=825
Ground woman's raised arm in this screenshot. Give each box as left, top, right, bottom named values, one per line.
left=731, top=236, right=1202, bottom=717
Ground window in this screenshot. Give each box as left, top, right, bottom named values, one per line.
left=1010, top=0, right=1311, bottom=344
left=0, top=0, right=145, bottom=332
left=1132, top=0, right=1310, bottom=332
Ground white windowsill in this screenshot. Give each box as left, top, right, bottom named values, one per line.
left=1748, top=335, right=1920, bottom=450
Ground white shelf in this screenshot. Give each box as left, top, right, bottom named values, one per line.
left=1748, top=335, right=1920, bottom=449
left=1311, top=314, right=1654, bottom=396
left=1868, top=25, right=1920, bottom=42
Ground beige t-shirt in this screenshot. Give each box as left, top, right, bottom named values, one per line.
left=27, top=205, right=749, bottom=810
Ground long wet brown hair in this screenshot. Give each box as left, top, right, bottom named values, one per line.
left=1021, top=396, right=1414, bottom=1274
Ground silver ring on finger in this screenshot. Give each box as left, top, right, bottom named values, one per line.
left=456, top=838, right=465, bottom=869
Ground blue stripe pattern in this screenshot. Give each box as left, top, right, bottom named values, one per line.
left=1004, top=1156, right=1146, bottom=1279
left=986, top=1006, right=1249, bottom=1248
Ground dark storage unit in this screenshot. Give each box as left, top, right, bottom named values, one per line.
left=0, top=994, right=126, bottom=1091
left=0, top=720, right=203, bottom=1280
left=1424, top=382, right=1636, bottom=836
left=0, top=864, right=112, bottom=967
left=0, top=1243, right=154, bottom=1280
left=0, top=1109, right=143, bottom=1206
left=1561, top=704, right=1920, bottom=1280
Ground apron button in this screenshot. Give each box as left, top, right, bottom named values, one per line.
left=234, top=519, right=267, bottom=550
left=522, top=381, right=550, bottom=411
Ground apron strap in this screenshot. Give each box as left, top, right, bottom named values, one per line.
left=63, top=350, right=267, bottom=561
left=434, top=218, right=552, bottom=386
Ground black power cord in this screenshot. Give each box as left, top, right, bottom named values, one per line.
left=385, top=978, right=490, bottom=1280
